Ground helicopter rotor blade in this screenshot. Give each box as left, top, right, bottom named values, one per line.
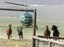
left=0, top=8, right=34, bottom=12
left=5, top=2, right=27, bottom=7
left=5, top=2, right=44, bottom=7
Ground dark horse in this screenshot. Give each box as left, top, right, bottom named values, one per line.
left=17, top=26, right=23, bottom=40
left=6, top=24, right=12, bottom=40
left=44, top=26, right=51, bottom=37
left=51, top=25, right=60, bottom=40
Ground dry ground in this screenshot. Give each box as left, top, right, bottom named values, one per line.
left=0, top=18, right=64, bottom=47
left=0, top=38, right=32, bottom=47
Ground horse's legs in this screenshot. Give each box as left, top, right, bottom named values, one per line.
left=19, top=35, right=21, bottom=41
left=19, top=35, right=23, bottom=41
left=10, top=34, right=12, bottom=38
left=7, top=35, right=10, bottom=40
left=22, top=33, right=23, bottom=39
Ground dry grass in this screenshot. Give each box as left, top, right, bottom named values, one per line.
left=0, top=18, right=64, bottom=47
left=0, top=38, right=32, bottom=47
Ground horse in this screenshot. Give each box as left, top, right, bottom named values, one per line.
left=44, top=26, right=51, bottom=37
left=6, top=24, right=12, bottom=40
left=17, top=26, right=23, bottom=40
left=51, top=25, right=60, bottom=40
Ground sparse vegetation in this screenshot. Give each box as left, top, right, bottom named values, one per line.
left=0, top=18, right=64, bottom=47
left=0, top=38, right=32, bottom=47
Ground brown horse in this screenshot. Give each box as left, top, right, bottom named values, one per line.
left=6, top=24, right=12, bottom=40
left=44, top=26, right=51, bottom=37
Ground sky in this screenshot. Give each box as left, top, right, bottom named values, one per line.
left=0, top=0, right=64, bottom=5
left=0, top=0, right=64, bottom=21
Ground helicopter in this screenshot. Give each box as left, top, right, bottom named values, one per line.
left=0, top=2, right=37, bottom=28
